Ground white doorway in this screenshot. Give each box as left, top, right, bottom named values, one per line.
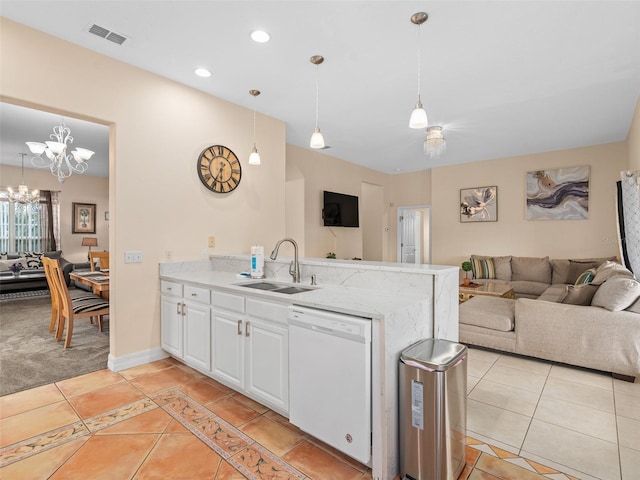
left=397, top=206, right=431, bottom=264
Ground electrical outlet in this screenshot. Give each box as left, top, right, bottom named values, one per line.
left=208, top=236, right=216, bottom=248
left=124, top=251, right=143, bottom=263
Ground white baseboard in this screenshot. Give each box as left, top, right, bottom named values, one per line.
left=107, top=347, right=169, bottom=372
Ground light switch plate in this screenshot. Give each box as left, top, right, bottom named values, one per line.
left=124, top=251, right=143, bottom=263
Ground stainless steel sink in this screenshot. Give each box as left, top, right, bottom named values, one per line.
left=235, top=281, right=315, bottom=294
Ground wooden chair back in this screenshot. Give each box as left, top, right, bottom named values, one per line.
left=42, top=256, right=61, bottom=333
left=50, top=258, right=110, bottom=348
left=89, top=251, right=110, bottom=271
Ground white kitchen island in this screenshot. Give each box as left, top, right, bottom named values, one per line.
left=159, top=255, right=458, bottom=480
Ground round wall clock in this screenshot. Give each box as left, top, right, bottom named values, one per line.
left=197, top=145, right=242, bottom=193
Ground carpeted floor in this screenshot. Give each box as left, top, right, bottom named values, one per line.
left=0, top=294, right=109, bottom=396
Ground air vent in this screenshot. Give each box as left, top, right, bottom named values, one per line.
left=87, top=23, right=129, bottom=45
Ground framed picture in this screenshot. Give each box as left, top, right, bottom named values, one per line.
left=460, top=186, right=498, bottom=222
left=526, top=166, right=589, bottom=220
left=72, top=202, right=96, bottom=234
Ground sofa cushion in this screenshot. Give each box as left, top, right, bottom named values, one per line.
left=538, top=284, right=568, bottom=303
left=459, top=296, right=516, bottom=332
left=568, top=260, right=600, bottom=284
left=511, top=256, right=551, bottom=284
left=20, top=252, right=44, bottom=269
left=575, top=268, right=596, bottom=285
left=471, top=255, right=512, bottom=281
left=562, top=284, right=599, bottom=305
left=471, top=257, right=496, bottom=279
left=0, top=257, right=28, bottom=272
left=591, top=276, right=640, bottom=311
left=550, top=257, right=617, bottom=284
left=626, top=297, right=640, bottom=314
left=591, top=261, right=635, bottom=285
left=510, top=280, right=549, bottom=297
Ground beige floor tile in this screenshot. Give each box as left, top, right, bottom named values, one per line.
left=533, top=395, right=617, bottom=443
left=178, top=378, right=229, bottom=404
left=468, top=379, right=540, bottom=417
left=466, top=399, right=531, bottom=449
left=282, top=440, right=363, bottom=480
left=467, top=347, right=501, bottom=364
left=549, top=365, right=612, bottom=390
left=541, top=375, right=614, bottom=413
left=95, top=407, right=173, bottom=435
left=55, top=369, right=126, bottom=398
left=118, top=359, right=176, bottom=380
left=467, top=375, right=481, bottom=394
left=615, top=391, right=640, bottom=421
left=613, top=377, right=640, bottom=397
left=231, top=391, right=270, bottom=414
left=620, top=446, right=640, bottom=480
left=0, top=383, right=64, bottom=419
left=475, top=453, right=547, bottom=480
left=617, top=415, right=640, bottom=451
left=522, top=419, right=620, bottom=480
left=483, top=365, right=547, bottom=393
left=0, top=400, right=80, bottom=448
left=494, top=353, right=552, bottom=376
left=129, top=365, right=200, bottom=395
left=205, top=396, right=261, bottom=427
left=467, top=358, right=495, bottom=378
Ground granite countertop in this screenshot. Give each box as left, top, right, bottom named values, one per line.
left=160, top=270, right=427, bottom=319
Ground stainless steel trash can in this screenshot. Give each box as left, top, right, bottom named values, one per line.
left=399, top=338, right=467, bottom=480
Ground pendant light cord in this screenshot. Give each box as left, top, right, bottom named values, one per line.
left=253, top=101, right=257, bottom=145
left=315, top=64, right=320, bottom=129
left=417, top=24, right=422, bottom=101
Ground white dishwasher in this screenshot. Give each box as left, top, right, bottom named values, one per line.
left=288, top=306, right=372, bottom=465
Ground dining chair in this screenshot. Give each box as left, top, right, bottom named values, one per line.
left=89, top=251, right=109, bottom=272
left=49, top=258, right=110, bottom=348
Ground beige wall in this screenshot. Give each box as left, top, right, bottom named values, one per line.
left=0, top=165, right=109, bottom=263
left=628, top=95, right=640, bottom=170
left=1, top=19, right=287, bottom=358
left=431, top=142, right=627, bottom=268
left=285, top=144, right=391, bottom=260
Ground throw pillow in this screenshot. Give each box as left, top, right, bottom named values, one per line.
left=20, top=252, right=44, bottom=269
left=591, top=276, right=640, bottom=311
left=575, top=268, right=596, bottom=285
left=471, top=255, right=512, bottom=280
left=567, top=260, right=600, bottom=284
left=591, top=260, right=634, bottom=285
left=471, top=257, right=496, bottom=279
left=562, top=284, right=599, bottom=306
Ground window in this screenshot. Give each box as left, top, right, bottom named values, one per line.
left=0, top=197, right=59, bottom=253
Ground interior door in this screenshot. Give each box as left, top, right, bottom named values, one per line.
left=400, top=210, right=421, bottom=264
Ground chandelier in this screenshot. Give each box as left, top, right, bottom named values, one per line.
left=424, top=126, right=446, bottom=159
left=0, top=153, right=39, bottom=204
left=26, top=119, right=95, bottom=184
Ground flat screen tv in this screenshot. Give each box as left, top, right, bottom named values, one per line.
left=322, top=190, right=359, bottom=227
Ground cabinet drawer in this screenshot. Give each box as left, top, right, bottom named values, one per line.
left=247, top=298, right=289, bottom=325
left=161, top=280, right=183, bottom=297
left=184, top=285, right=211, bottom=305
left=212, top=290, right=245, bottom=313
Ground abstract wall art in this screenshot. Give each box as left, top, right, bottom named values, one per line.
left=460, top=186, right=497, bottom=223
left=526, top=166, right=589, bottom=220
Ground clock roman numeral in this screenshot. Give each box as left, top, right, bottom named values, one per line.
left=228, top=177, right=238, bottom=188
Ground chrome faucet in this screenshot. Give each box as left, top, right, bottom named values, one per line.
left=270, top=238, right=300, bottom=283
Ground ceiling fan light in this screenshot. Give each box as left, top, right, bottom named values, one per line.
left=310, top=128, right=325, bottom=149
left=26, top=142, right=46, bottom=154
left=409, top=102, right=428, bottom=129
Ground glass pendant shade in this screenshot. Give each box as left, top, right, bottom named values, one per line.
left=310, top=128, right=325, bottom=149
left=26, top=142, right=46, bottom=155
left=409, top=101, right=428, bottom=129
left=424, top=126, right=446, bottom=158
left=248, top=145, right=261, bottom=165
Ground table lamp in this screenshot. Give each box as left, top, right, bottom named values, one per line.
left=81, top=237, right=98, bottom=261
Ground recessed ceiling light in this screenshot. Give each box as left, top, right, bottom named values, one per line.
left=194, top=67, right=211, bottom=78
left=250, top=30, right=270, bottom=43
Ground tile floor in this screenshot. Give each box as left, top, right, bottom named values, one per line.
left=466, top=347, right=640, bottom=480
left=0, top=348, right=637, bottom=479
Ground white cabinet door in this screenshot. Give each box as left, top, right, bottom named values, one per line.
left=211, top=309, right=244, bottom=389
left=245, top=316, right=289, bottom=412
left=161, top=296, right=183, bottom=358
left=183, top=301, right=211, bottom=371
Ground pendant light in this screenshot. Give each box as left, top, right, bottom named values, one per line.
left=0, top=153, right=39, bottom=204
left=248, top=89, right=261, bottom=165
left=409, top=12, right=428, bottom=129
left=310, top=55, right=326, bottom=149
left=424, top=126, right=446, bottom=158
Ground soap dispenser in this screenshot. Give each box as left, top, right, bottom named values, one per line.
left=251, top=245, right=264, bottom=278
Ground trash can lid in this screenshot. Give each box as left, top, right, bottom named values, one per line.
left=400, top=338, right=467, bottom=371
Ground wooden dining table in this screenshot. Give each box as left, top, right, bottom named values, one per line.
left=69, top=271, right=110, bottom=299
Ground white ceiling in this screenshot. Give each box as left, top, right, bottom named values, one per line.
left=1, top=1, right=639, bottom=175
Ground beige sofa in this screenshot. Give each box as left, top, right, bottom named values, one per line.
left=459, top=257, right=640, bottom=380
